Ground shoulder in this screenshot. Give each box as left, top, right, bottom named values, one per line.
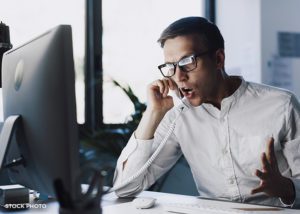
left=246, top=81, right=295, bottom=103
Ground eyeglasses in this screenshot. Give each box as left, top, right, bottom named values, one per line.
left=158, top=51, right=212, bottom=78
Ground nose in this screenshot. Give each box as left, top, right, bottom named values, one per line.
left=173, top=64, right=188, bottom=83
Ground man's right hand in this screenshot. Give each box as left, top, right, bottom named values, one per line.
left=147, top=78, right=177, bottom=113
left=134, top=78, right=177, bottom=140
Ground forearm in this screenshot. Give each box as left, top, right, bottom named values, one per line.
left=121, top=109, right=166, bottom=171
left=113, top=136, right=154, bottom=197
left=113, top=133, right=180, bottom=197
left=135, top=108, right=166, bottom=140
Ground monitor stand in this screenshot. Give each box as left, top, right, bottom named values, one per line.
left=0, top=115, right=30, bottom=208
left=0, top=115, right=22, bottom=169
left=0, top=116, right=103, bottom=213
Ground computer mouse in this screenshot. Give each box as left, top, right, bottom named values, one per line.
left=132, top=197, right=156, bottom=209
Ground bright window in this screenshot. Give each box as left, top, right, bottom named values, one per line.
left=0, top=0, right=85, bottom=123
left=102, top=0, right=205, bottom=123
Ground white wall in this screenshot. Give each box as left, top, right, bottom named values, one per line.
left=217, top=0, right=300, bottom=98
left=216, top=0, right=261, bottom=82
left=261, top=0, right=300, bottom=96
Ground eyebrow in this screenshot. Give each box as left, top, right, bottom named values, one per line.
left=164, top=53, right=194, bottom=64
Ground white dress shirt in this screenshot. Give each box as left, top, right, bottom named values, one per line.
left=113, top=77, right=300, bottom=208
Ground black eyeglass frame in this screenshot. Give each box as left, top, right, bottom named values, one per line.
left=158, top=50, right=213, bottom=78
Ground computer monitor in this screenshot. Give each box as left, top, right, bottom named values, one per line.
left=0, top=25, right=80, bottom=199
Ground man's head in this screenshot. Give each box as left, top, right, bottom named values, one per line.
left=158, top=16, right=224, bottom=51
left=157, top=17, right=227, bottom=107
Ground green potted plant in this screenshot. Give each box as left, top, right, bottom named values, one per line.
left=79, top=79, right=146, bottom=185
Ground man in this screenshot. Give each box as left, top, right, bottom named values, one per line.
left=113, top=17, right=300, bottom=208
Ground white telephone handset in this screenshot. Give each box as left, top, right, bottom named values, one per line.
left=110, top=90, right=189, bottom=192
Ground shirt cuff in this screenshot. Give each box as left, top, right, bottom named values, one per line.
left=279, top=178, right=300, bottom=208
left=279, top=197, right=295, bottom=207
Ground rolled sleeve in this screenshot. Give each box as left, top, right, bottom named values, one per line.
left=281, top=94, right=300, bottom=208
left=113, top=134, right=153, bottom=185
left=112, top=108, right=182, bottom=197
left=279, top=178, right=300, bottom=208
left=122, top=135, right=154, bottom=179
left=290, top=178, right=300, bottom=208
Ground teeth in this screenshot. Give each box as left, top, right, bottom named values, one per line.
left=181, top=87, right=193, bottom=92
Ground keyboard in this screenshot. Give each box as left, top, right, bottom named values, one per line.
left=162, top=202, right=250, bottom=214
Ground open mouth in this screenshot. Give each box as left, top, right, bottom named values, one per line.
left=181, top=87, right=193, bottom=94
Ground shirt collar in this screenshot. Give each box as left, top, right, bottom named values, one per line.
left=201, top=76, right=248, bottom=118
left=221, top=76, right=247, bottom=106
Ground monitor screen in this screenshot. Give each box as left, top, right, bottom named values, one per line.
left=1, top=25, right=80, bottom=198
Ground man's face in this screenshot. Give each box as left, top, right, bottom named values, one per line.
left=163, top=34, right=224, bottom=106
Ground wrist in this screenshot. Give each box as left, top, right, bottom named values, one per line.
left=144, top=107, right=167, bottom=118
left=134, top=108, right=167, bottom=140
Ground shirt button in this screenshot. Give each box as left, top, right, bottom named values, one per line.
left=220, top=118, right=225, bottom=123
left=229, top=177, right=235, bottom=184
left=222, top=148, right=228, bottom=155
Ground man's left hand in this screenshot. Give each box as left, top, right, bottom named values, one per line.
left=251, top=137, right=295, bottom=205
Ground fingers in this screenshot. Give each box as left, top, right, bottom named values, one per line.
left=265, top=137, right=278, bottom=170
left=255, top=169, right=268, bottom=180
left=251, top=184, right=265, bottom=195
left=251, top=168, right=269, bottom=195
left=266, top=137, right=273, bottom=161
left=267, top=138, right=277, bottom=166
left=151, top=79, right=176, bottom=98
left=261, top=152, right=271, bottom=172
left=251, top=138, right=284, bottom=197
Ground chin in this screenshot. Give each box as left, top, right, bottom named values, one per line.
left=188, top=98, right=203, bottom=107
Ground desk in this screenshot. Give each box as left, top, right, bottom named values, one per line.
left=103, top=191, right=300, bottom=214
left=1, top=191, right=299, bottom=213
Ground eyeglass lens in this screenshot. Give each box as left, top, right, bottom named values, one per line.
left=160, top=55, right=196, bottom=77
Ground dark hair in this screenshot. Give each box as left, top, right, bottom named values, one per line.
left=157, top=17, right=224, bottom=51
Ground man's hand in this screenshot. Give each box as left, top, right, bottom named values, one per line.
left=251, top=137, right=295, bottom=205
left=135, top=78, right=177, bottom=140
left=147, top=78, right=177, bottom=113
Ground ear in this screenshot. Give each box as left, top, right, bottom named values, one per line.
left=215, top=49, right=225, bottom=70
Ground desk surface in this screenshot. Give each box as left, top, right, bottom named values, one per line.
left=1, top=190, right=299, bottom=213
